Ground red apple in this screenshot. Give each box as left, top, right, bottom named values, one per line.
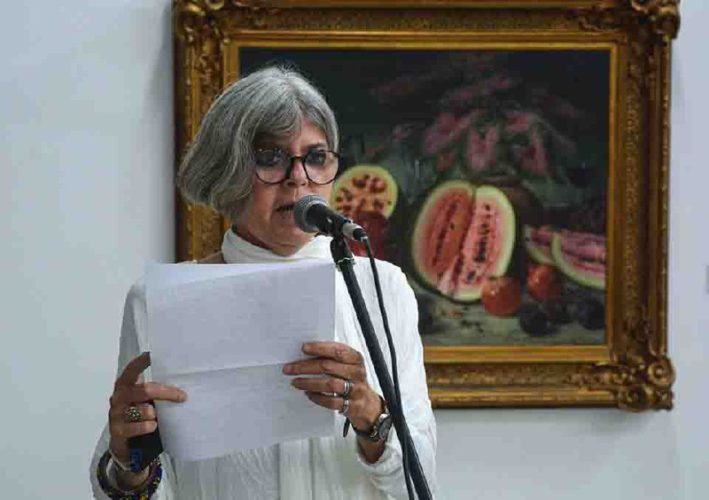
left=481, top=277, right=522, bottom=317
left=527, top=264, right=562, bottom=303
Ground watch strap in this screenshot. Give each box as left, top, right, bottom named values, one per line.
left=353, top=397, right=392, bottom=442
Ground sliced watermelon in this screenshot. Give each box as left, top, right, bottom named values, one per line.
left=523, top=225, right=555, bottom=265
left=550, top=230, right=606, bottom=290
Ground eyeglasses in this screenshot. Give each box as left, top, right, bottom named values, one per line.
left=253, top=148, right=341, bottom=185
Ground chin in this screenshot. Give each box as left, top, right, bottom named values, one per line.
left=274, top=226, right=313, bottom=249
left=289, top=230, right=315, bottom=247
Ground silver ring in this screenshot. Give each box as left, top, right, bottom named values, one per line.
left=341, top=379, right=353, bottom=399
left=123, top=406, right=142, bottom=423
left=339, top=397, right=350, bottom=415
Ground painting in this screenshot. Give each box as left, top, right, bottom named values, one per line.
left=240, top=48, right=610, bottom=349
left=173, top=0, right=679, bottom=410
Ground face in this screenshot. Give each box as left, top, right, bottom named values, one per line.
left=233, top=120, right=334, bottom=256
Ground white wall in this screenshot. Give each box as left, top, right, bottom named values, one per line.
left=0, top=1, right=174, bottom=497
left=0, top=1, right=706, bottom=498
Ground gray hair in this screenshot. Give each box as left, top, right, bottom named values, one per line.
left=176, top=66, right=339, bottom=219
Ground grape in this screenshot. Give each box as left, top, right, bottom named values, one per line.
left=519, top=304, right=553, bottom=336
left=574, top=298, right=605, bottom=330
left=545, top=301, right=572, bottom=325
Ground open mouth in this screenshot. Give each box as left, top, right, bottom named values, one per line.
left=276, top=203, right=295, bottom=213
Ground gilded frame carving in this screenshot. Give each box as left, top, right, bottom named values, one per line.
left=173, top=0, right=679, bottom=411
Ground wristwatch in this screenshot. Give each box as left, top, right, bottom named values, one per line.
left=353, top=400, right=393, bottom=442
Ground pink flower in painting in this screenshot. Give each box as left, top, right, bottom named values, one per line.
left=465, top=124, right=500, bottom=173
left=505, top=110, right=536, bottom=134
left=422, top=112, right=475, bottom=155
left=515, top=128, right=549, bottom=176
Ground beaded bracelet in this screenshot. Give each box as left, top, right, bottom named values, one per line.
left=96, top=450, right=162, bottom=500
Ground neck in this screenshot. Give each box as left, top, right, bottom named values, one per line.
left=231, top=225, right=309, bottom=257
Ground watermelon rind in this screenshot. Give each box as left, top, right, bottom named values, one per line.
left=411, top=182, right=516, bottom=303
left=331, top=164, right=398, bottom=219
left=452, top=185, right=516, bottom=302
left=411, top=180, right=475, bottom=289
left=523, top=225, right=555, bottom=265
left=550, top=232, right=605, bottom=290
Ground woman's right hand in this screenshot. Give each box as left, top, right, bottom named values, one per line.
left=107, top=352, right=187, bottom=488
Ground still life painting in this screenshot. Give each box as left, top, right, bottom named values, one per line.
left=175, top=0, right=678, bottom=409
left=242, top=48, right=610, bottom=348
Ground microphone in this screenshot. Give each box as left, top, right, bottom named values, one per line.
left=294, top=195, right=367, bottom=242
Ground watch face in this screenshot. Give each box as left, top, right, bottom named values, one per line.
left=377, top=414, right=393, bottom=440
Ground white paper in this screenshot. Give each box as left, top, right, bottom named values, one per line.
left=145, top=260, right=338, bottom=462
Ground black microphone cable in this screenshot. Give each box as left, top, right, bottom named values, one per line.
left=294, top=194, right=425, bottom=498
left=361, top=236, right=415, bottom=500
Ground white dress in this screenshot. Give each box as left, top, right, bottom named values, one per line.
left=90, top=230, right=437, bottom=499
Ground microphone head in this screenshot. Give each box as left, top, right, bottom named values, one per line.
left=293, top=194, right=328, bottom=233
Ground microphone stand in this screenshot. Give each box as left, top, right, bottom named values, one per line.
left=329, top=235, right=432, bottom=500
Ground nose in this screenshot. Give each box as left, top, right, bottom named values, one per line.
left=283, top=157, right=309, bottom=187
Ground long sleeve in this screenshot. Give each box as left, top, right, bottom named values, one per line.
left=89, top=282, right=176, bottom=499
left=355, top=266, right=438, bottom=499
left=89, top=246, right=438, bottom=499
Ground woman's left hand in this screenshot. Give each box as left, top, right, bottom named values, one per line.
left=283, top=341, right=383, bottom=432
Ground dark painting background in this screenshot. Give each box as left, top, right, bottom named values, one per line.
left=241, top=48, right=610, bottom=346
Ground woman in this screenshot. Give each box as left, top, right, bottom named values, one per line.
left=90, top=66, right=437, bottom=499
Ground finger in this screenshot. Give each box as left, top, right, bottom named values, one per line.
left=121, top=382, right=187, bottom=404
left=110, top=420, right=158, bottom=440
left=283, top=358, right=366, bottom=381
left=291, top=376, right=351, bottom=395
left=109, top=403, right=157, bottom=423
left=304, top=392, right=346, bottom=412
left=301, top=342, right=363, bottom=365
left=115, top=352, right=151, bottom=387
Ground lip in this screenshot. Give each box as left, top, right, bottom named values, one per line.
left=275, top=202, right=295, bottom=213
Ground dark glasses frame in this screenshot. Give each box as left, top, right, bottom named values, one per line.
left=253, top=148, right=344, bottom=185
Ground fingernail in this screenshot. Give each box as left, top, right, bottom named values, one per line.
left=282, top=364, right=292, bottom=374
left=179, top=390, right=188, bottom=402
left=302, top=343, right=312, bottom=352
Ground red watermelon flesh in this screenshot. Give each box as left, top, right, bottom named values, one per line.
left=551, top=230, right=606, bottom=290
left=523, top=225, right=555, bottom=265
left=412, top=182, right=516, bottom=302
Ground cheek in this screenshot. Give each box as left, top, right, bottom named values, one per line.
left=238, top=193, right=272, bottom=229
left=248, top=185, right=277, bottom=219
left=316, top=184, right=334, bottom=203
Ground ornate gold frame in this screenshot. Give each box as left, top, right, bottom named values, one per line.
left=173, top=0, right=679, bottom=411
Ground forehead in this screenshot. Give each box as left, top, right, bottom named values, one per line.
left=254, top=120, right=327, bottom=149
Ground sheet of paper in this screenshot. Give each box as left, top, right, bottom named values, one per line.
left=145, top=260, right=337, bottom=462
